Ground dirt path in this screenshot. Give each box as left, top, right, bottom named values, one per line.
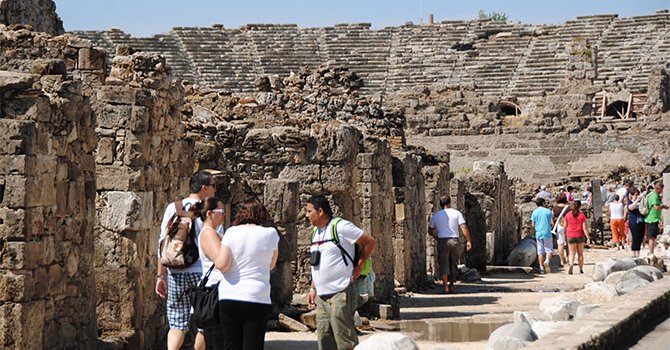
left=264, top=248, right=639, bottom=350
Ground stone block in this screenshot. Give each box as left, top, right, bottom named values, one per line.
left=0, top=271, right=29, bottom=302
left=242, top=128, right=273, bottom=150
left=96, top=165, right=143, bottom=191
left=264, top=179, right=300, bottom=224
left=0, top=301, right=45, bottom=350
left=78, top=48, right=106, bottom=70
left=0, top=207, right=26, bottom=240
left=357, top=153, right=375, bottom=169
left=539, top=295, right=580, bottom=321
left=0, top=70, right=34, bottom=90
left=615, top=278, right=650, bottom=295
left=97, top=86, right=137, bottom=105
left=0, top=120, right=35, bottom=155
left=622, top=265, right=663, bottom=283
left=270, top=261, right=293, bottom=305
left=0, top=155, right=28, bottom=175
left=96, top=137, right=115, bottom=164
left=278, top=165, right=321, bottom=193
left=97, top=104, right=132, bottom=129
left=277, top=313, right=309, bottom=332
left=309, top=125, right=360, bottom=164
left=98, top=191, right=153, bottom=232
left=276, top=224, right=297, bottom=262
left=320, top=165, right=352, bottom=193
left=356, top=332, right=419, bottom=350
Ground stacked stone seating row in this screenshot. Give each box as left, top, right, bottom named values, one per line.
left=509, top=15, right=615, bottom=97
left=172, top=26, right=258, bottom=91
left=622, top=14, right=670, bottom=92
left=468, top=32, right=532, bottom=95
left=385, top=22, right=470, bottom=92
left=319, top=24, right=391, bottom=94
left=244, top=24, right=302, bottom=78
left=595, top=13, right=670, bottom=90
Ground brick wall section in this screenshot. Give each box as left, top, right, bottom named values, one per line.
left=0, top=72, right=97, bottom=348
left=91, top=52, right=194, bottom=348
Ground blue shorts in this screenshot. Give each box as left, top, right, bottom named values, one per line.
left=167, top=271, right=201, bottom=330
left=536, top=237, right=553, bottom=255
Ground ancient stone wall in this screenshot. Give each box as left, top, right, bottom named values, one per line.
left=0, top=55, right=97, bottom=350
left=420, top=154, right=450, bottom=280
left=0, top=0, right=63, bottom=35
left=92, top=51, right=194, bottom=347
left=392, top=151, right=426, bottom=290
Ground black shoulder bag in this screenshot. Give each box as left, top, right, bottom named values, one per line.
left=187, top=264, right=220, bottom=328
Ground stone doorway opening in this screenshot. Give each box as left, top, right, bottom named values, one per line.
left=605, top=100, right=636, bottom=119
left=498, top=101, right=522, bottom=117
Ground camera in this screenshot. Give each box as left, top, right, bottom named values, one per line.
left=309, top=250, right=321, bottom=266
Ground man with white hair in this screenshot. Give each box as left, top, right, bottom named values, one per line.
left=536, top=185, right=553, bottom=201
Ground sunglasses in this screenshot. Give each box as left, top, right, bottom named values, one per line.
left=211, top=209, right=225, bottom=214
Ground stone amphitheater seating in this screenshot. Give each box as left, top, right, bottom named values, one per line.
left=69, top=12, right=670, bottom=97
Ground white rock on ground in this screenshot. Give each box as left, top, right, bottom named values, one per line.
left=539, top=295, right=581, bottom=321
left=507, top=237, right=538, bottom=267
left=592, top=258, right=637, bottom=281
left=487, top=321, right=537, bottom=350
left=530, top=320, right=570, bottom=338
left=615, top=278, right=651, bottom=295
left=355, top=332, right=419, bottom=350
left=622, top=265, right=664, bottom=283
left=603, top=270, right=627, bottom=285
left=573, top=282, right=619, bottom=304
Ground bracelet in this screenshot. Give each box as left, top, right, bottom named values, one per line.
left=309, top=288, right=316, bottom=292
left=157, top=274, right=166, bottom=279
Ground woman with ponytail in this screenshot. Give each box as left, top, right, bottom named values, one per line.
left=562, top=200, right=591, bottom=274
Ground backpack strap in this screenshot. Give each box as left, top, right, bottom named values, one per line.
left=330, top=217, right=355, bottom=266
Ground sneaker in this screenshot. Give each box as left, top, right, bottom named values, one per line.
left=579, top=270, right=584, bottom=275
left=568, top=265, right=573, bottom=275
left=539, top=268, right=546, bottom=274
left=543, top=262, right=552, bottom=273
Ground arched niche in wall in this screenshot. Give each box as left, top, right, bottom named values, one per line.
left=498, top=100, right=522, bottom=117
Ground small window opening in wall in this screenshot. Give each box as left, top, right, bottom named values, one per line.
left=605, top=100, right=636, bottom=119
left=498, top=101, right=522, bottom=116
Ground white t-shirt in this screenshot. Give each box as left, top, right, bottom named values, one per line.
left=218, top=225, right=279, bottom=304
left=609, top=202, right=625, bottom=220
left=429, top=208, right=466, bottom=238
left=197, top=226, right=224, bottom=287
left=310, top=219, right=364, bottom=296
left=616, top=187, right=628, bottom=202
left=159, top=198, right=203, bottom=274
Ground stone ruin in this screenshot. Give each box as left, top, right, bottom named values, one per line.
left=0, top=0, right=63, bottom=35
left=1, top=1, right=669, bottom=349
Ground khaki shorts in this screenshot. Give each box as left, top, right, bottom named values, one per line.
left=437, top=237, right=460, bottom=281
left=315, top=283, right=359, bottom=350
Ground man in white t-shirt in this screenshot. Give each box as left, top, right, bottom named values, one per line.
left=616, top=179, right=632, bottom=204
left=156, top=170, right=215, bottom=350
left=429, top=195, right=472, bottom=294
left=306, top=195, right=376, bottom=350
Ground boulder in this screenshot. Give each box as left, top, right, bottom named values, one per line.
left=573, top=282, right=618, bottom=304
left=508, top=237, right=538, bottom=267
left=603, top=271, right=626, bottom=285
left=539, top=295, right=581, bottom=321
left=575, top=304, right=601, bottom=319
left=592, top=258, right=637, bottom=281
left=277, top=313, right=310, bottom=332
left=487, top=321, right=537, bottom=350
left=355, top=332, right=419, bottom=350
left=458, top=266, right=482, bottom=282
left=622, top=266, right=664, bottom=283
left=530, top=320, right=570, bottom=339
left=615, top=278, right=650, bottom=295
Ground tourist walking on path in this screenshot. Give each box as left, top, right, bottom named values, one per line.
left=306, top=195, right=376, bottom=350
left=608, top=195, right=626, bottom=250
left=531, top=198, right=554, bottom=273
left=429, top=195, right=473, bottom=293
left=644, top=181, right=668, bottom=256
left=156, top=170, right=216, bottom=350
left=563, top=201, right=591, bottom=274
left=551, top=195, right=569, bottom=267
left=214, top=199, right=279, bottom=350
left=626, top=188, right=645, bottom=257
left=194, top=197, right=226, bottom=349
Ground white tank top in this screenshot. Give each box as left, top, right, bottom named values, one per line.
left=197, top=226, right=224, bottom=287
left=609, top=202, right=625, bottom=220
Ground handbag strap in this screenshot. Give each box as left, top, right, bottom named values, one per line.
left=199, top=264, right=216, bottom=288
left=553, top=205, right=569, bottom=231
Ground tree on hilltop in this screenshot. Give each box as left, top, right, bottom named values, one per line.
left=478, top=10, right=508, bottom=22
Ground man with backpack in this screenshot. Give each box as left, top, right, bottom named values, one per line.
left=306, top=195, right=376, bottom=350
left=644, top=181, right=669, bottom=256
left=156, top=170, right=216, bottom=350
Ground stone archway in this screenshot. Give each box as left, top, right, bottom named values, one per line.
left=498, top=100, right=522, bottom=116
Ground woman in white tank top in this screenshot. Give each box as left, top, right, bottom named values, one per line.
left=193, top=197, right=226, bottom=349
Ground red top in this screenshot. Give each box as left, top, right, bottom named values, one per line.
left=564, top=212, right=587, bottom=238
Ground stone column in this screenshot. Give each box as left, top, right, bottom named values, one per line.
left=264, top=179, right=299, bottom=305
left=391, top=152, right=426, bottom=291
left=356, top=138, right=394, bottom=302
left=0, top=71, right=97, bottom=349
left=422, top=162, right=449, bottom=279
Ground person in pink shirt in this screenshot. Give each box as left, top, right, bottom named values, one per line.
left=563, top=200, right=591, bottom=274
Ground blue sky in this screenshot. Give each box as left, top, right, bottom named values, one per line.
left=55, top=0, right=669, bottom=37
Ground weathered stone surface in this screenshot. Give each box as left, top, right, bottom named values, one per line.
left=603, top=270, right=627, bottom=285
left=299, top=310, right=317, bottom=331
left=574, top=304, right=601, bottom=320
left=539, top=295, right=581, bottom=321
left=530, top=320, right=570, bottom=339
left=615, top=278, right=650, bottom=295
left=622, top=265, right=664, bottom=282
left=592, top=258, right=637, bottom=282
left=0, top=70, right=34, bottom=90
left=508, top=237, right=537, bottom=267
left=0, top=0, right=64, bottom=35
left=573, top=282, right=619, bottom=304
left=277, top=313, right=309, bottom=332
left=98, top=191, right=153, bottom=232
left=356, top=332, right=420, bottom=350
left=487, top=321, right=537, bottom=350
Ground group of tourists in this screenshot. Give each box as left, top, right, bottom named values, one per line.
left=155, top=170, right=376, bottom=350
left=532, top=179, right=667, bottom=274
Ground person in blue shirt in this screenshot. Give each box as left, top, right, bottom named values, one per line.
left=531, top=198, right=555, bottom=274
